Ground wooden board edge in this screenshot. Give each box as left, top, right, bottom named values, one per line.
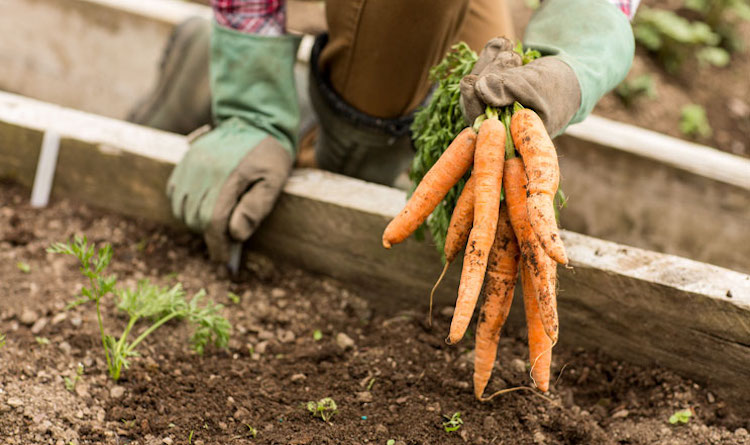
left=565, top=115, right=750, bottom=190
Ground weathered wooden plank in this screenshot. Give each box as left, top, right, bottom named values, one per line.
left=556, top=131, right=750, bottom=273
left=566, top=115, right=750, bottom=189
left=1, top=92, right=749, bottom=410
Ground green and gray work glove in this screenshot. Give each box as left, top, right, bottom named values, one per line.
left=167, top=23, right=300, bottom=262
left=461, top=0, right=634, bottom=137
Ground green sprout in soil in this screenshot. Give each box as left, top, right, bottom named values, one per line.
left=387, top=440, right=396, bottom=445
left=16, top=261, right=31, bottom=273
left=313, top=329, right=323, bottom=341
left=680, top=104, right=713, bottom=138
left=244, top=424, right=258, bottom=438
left=615, top=74, right=657, bottom=107
left=0, top=332, right=5, bottom=349
left=442, top=412, right=464, bottom=433
left=49, top=236, right=231, bottom=381
left=64, top=363, right=84, bottom=392
left=227, top=292, right=241, bottom=304
left=307, top=397, right=338, bottom=422
left=35, top=336, right=50, bottom=346
left=685, top=0, right=750, bottom=53
left=188, top=430, right=194, bottom=444
left=669, top=408, right=693, bottom=424
left=633, top=7, right=728, bottom=73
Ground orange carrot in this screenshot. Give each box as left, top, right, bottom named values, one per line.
left=448, top=118, right=505, bottom=344
left=521, top=258, right=553, bottom=392
left=503, top=157, right=558, bottom=343
left=444, top=175, right=476, bottom=263
left=382, top=128, right=476, bottom=249
left=428, top=175, right=476, bottom=324
left=510, top=109, right=567, bottom=265
left=473, top=205, right=519, bottom=399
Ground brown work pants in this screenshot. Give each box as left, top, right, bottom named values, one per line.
left=318, top=0, right=515, bottom=119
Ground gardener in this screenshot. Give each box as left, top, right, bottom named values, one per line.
left=130, top=0, right=637, bottom=262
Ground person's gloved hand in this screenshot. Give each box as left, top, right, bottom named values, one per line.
left=461, top=0, right=635, bottom=137
left=460, top=37, right=580, bottom=138
left=167, top=23, right=300, bottom=262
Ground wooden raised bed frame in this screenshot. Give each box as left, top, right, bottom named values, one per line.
left=1, top=92, right=749, bottom=412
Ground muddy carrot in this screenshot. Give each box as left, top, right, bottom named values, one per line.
left=503, top=157, right=558, bottom=343
left=510, top=109, right=567, bottom=265
left=444, top=175, right=476, bottom=263
left=428, top=175, right=476, bottom=322
left=448, top=117, right=505, bottom=344
left=382, top=128, right=476, bottom=249
left=473, top=205, right=520, bottom=399
left=521, top=258, right=553, bottom=392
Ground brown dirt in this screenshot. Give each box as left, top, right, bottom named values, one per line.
left=1, top=180, right=749, bottom=445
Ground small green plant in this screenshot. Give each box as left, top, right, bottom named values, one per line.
left=313, top=329, right=323, bottom=341
left=685, top=0, right=750, bottom=53
left=188, top=430, right=194, bottom=443
left=680, top=104, right=713, bottom=138
left=307, top=397, right=338, bottom=422
left=35, top=336, right=50, bottom=346
left=387, top=440, right=396, bottom=445
left=244, top=424, right=258, bottom=438
left=64, top=364, right=84, bottom=392
left=615, top=75, right=657, bottom=107
left=49, top=236, right=231, bottom=380
left=442, top=412, right=463, bottom=433
left=227, top=292, right=241, bottom=304
left=0, top=332, right=5, bottom=349
left=634, top=7, right=727, bottom=72
left=16, top=261, right=31, bottom=273
left=669, top=408, right=693, bottom=424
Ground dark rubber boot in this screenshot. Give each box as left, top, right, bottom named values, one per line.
left=308, top=34, right=416, bottom=187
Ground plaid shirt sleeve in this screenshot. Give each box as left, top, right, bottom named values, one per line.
left=212, top=0, right=286, bottom=35
left=608, top=0, right=640, bottom=20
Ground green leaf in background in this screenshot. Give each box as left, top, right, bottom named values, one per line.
left=696, top=46, right=730, bottom=66
left=16, top=261, right=31, bottom=273
left=679, top=104, right=713, bottom=138
left=615, top=74, right=657, bottom=107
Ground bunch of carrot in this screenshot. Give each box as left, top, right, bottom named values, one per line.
left=382, top=103, right=566, bottom=400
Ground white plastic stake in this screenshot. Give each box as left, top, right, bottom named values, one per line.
left=30, top=130, right=61, bottom=208
left=227, top=242, right=243, bottom=276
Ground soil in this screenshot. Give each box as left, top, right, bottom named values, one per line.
left=1, top=180, right=749, bottom=445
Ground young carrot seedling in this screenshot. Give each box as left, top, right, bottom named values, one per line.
left=49, top=236, right=231, bottom=381
left=0, top=332, right=5, bottom=349
left=442, top=412, right=463, bottom=433
left=306, top=397, right=338, bottom=422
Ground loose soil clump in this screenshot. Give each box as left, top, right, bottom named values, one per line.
left=1, top=181, right=748, bottom=444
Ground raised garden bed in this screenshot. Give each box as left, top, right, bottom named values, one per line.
left=1, top=90, right=749, bottom=413
left=2, top=182, right=750, bottom=445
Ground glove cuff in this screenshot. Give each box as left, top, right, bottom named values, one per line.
left=524, top=0, right=635, bottom=128
left=210, top=22, right=302, bottom=156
